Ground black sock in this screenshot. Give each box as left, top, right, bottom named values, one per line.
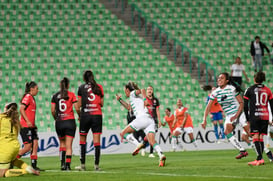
left=31, top=159, right=37, bottom=168
left=150, top=145, right=154, bottom=154
left=60, top=149, right=66, bottom=168
left=80, top=143, right=86, bottom=164
left=95, top=145, right=101, bottom=165
left=260, top=141, right=264, bottom=159
left=254, top=141, right=262, bottom=160
left=266, top=151, right=273, bottom=159
left=66, top=155, right=72, bottom=169
left=31, top=155, right=37, bottom=168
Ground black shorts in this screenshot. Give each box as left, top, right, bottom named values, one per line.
left=20, top=127, right=39, bottom=144
left=80, top=115, right=102, bottom=135
left=127, top=111, right=135, bottom=124
left=231, top=76, right=242, bottom=86
left=250, top=119, right=269, bottom=135
left=55, top=119, right=76, bottom=139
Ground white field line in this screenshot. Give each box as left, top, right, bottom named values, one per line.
left=45, top=170, right=271, bottom=180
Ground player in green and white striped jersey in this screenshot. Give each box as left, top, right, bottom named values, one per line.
left=120, top=82, right=166, bottom=167
left=202, top=72, right=249, bottom=159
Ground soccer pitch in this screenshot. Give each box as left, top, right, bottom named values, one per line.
left=9, top=149, right=273, bottom=181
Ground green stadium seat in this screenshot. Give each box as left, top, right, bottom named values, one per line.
left=2, top=0, right=270, bottom=130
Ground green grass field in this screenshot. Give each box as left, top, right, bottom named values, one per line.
left=6, top=149, right=273, bottom=181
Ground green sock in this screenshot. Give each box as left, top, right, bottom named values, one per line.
left=226, top=133, right=233, bottom=139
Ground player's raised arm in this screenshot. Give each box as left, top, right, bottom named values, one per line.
left=116, top=94, right=130, bottom=110
left=140, top=89, right=150, bottom=107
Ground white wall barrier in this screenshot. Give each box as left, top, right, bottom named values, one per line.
left=20, top=126, right=272, bottom=157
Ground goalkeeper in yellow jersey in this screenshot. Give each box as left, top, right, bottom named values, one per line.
left=0, top=102, right=39, bottom=177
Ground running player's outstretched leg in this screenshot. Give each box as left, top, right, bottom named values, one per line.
left=146, top=133, right=166, bottom=167
left=120, top=125, right=140, bottom=145
left=120, top=125, right=144, bottom=156
left=225, top=125, right=248, bottom=159
left=264, top=147, right=273, bottom=162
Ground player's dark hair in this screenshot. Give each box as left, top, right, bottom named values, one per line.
left=220, top=72, right=242, bottom=93
left=166, top=107, right=171, bottom=112
left=254, top=71, right=266, bottom=84
left=83, top=70, right=102, bottom=96
left=125, top=81, right=139, bottom=92
left=147, top=85, right=155, bottom=98
left=202, top=85, right=212, bottom=91
left=60, top=77, right=69, bottom=100
left=4, top=102, right=20, bottom=131
left=21, top=81, right=37, bottom=102
left=235, top=57, right=241, bottom=64
left=177, top=98, right=183, bottom=106
left=255, top=36, right=260, bottom=40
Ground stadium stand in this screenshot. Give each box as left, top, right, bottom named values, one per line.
left=0, top=0, right=207, bottom=131
left=127, top=0, right=273, bottom=88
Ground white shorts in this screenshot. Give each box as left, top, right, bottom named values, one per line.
left=225, top=112, right=248, bottom=127
left=269, top=125, right=273, bottom=133
left=174, top=127, right=193, bottom=134
left=129, top=114, right=155, bottom=135
left=225, top=112, right=248, bottom=135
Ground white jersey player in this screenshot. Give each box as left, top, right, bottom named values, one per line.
left=119, top=82, right=166, bottom=167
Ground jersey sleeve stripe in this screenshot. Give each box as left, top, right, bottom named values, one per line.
left=243, top=96, right=249, bottom=100
left=21, top=103, right=28, bottom=107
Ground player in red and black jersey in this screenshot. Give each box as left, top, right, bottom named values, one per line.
left=145, top=85, right=161, bottom=157
left=16, top=81, right=41, bottom=171
left=244, top=72, right=273, bottom=166
left=51, top=77, right=80, bottom=171
left=75, top=70, right=104, bottom=171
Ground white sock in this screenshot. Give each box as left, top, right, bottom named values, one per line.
left=153, top=143, right=163, bottom=158
left=228, top=135, right=245, bottom=151
left=192, top=139, right=198, bottom=148
left=125, top=133, right=140, bottom=146
left=264, top=147, right=270, bottom=154
left=171, top=137, right=177, bottom=150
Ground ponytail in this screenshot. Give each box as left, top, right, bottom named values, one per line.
left=221, top=72, right=242, bottom=93
left=21, top=81, right=37, bottom=102
left=125, top=81, right=139, bottom=92
left=202, top=85, right=212, bottom=91
left=83, top=70, right=102, bottom=96
left=4, top=102, right=20, bottom=132
left=60, top=77, right=69, bottom=100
